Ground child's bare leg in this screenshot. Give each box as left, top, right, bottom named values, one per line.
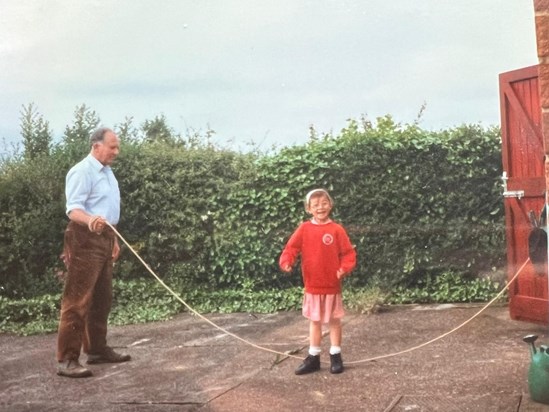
left=310, top=320, right=322, bottom=348
left=329, top=318, right=342, bottom=347
left=295, top=320, right=322, bottom=375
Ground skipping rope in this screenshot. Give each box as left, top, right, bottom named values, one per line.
left=108, top=222, right=528, bottom=366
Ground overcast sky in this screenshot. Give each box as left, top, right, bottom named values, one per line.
left=0, top=0, right=538, bottom=152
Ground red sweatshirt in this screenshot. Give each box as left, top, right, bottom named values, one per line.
left=279, top=220, right=356, bottom=294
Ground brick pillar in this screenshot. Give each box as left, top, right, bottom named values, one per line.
left=535, top=1, right=549, bottom=189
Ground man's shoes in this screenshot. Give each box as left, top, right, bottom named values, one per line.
left=87, top=346, right=131, bottom=364
left=330, top=353, right=344, bottom=374
left=295, top=354, right=321, bottom=375
left=57, top=360, right=93, bottom=378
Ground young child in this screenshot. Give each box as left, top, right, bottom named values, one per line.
left=279, top=188, right=356, bottom=375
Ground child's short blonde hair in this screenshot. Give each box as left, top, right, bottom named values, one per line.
left=304, top=188, right=334, bottom=210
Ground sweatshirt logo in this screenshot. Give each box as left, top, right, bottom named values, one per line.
left=322, top=233, right=334, bottom=245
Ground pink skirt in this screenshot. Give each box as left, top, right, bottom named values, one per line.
left=302, top=293, right=345, bottom=324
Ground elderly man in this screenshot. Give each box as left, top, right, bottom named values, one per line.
left=56, top=127, right=130, bottom=378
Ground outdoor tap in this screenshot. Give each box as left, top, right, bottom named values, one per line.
left=502, top=171, right=524, bottom=199
left=502, top=171, right=508, bottom=192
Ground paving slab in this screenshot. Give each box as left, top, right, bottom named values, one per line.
left=1, top=304, right=549, bottom=411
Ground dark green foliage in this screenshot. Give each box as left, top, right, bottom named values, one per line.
left=0, top=108, right=505, bottom=306
left=0, top=151, right=68, bottom=296
left=208, top=116, right=505, bottom=291
left=0, top=279, right=304, bottom=334
left=20, top=103, right=52, bottom=159
left=0, top=105, right=104, bottom=297
left=141, top=115, right=176, bottom=144
left=209, top=143, right=336, bottom=289
left=0, top=276, right=501, bottom=335
left=332, top=118, right=505, bottom=288
left=62, top=104, right=101, bottom=164
left=109, top=278, right=182, bottom=324
left=386, top=272, right=503, bottom=304
left=114, top=140, right=255, bottom=289
left=0, top=294, right=61, bottom=335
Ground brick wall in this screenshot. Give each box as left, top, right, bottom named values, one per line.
left=535, top=1, right=549, bottom=186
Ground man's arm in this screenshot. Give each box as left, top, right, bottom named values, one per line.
left=67, top=208, right=94, bottom=226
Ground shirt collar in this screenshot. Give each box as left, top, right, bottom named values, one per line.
left=87, top=153, right=109, bottom=171
left=311, top=218, right=332, bottom=225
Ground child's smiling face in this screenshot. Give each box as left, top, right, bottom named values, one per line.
left=307, top=194, right=332, bottom=224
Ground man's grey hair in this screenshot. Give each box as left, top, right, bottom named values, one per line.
left=90, top=127, right=114, bottom=146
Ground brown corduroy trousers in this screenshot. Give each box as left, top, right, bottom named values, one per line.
left=56, top=221, right=115, bottom=362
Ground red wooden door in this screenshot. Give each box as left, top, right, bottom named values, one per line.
left=499, top=64, right=548, bottom=325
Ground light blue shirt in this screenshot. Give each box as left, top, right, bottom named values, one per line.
left=65, top=154, right=120, bottom=224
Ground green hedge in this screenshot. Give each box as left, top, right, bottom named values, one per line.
left=207, top=117, right=504, bottom=290
left=0, top=115, right=505, bottom=297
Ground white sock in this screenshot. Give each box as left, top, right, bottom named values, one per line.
left=329, top=346, right=341, bottom=355
left=309, top=346, right=321, bottom=356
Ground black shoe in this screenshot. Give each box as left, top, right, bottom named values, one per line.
left=87, top=346, right=131, bottom=364
left=57, top=360, right=93, bottom=378
left=330, top=353, right=344, bottom=374
left=295, top=354, right=320, bottom=375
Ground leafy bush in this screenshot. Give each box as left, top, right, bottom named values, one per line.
left=114, top=140, right=257, bottom=289
left=0, top=152, right=68, bottom=296
left=385, top=271, right=503, bottom=304
left=208, top=117, right=505, bottom=291
left=333, top=119, right=504, bottom=288
left=0, top=294, right=61, bottom=335
left=109, top=278, right=182, bottom=325
left=0, top=276, right=503, bottom=336
left=0, top=108, right=506, bottom=301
